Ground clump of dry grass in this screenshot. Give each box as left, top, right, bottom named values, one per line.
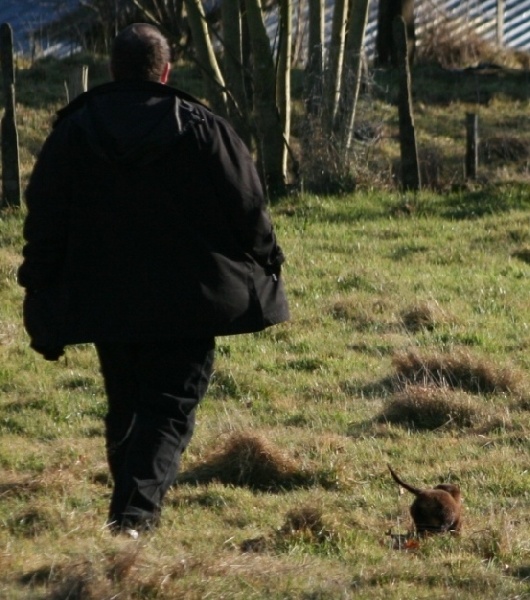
left=281, top=506, right=325, bottom=536
left=180, top=432, right=314, bottom=491
left=240, top=505, right=337, bottom=554
left=468, top=521, right=513, bottom=562
left=392, top=350, right=523, bottom=395
left=400, top=301, right=451, bottom=332
left=378, top=384, right=486, bottom=430
left=276, top=505, right=339, bottom=549
left=330, top=300, right=377, bottom=330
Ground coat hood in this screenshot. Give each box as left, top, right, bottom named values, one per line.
left=58, top=80, right=208, bottom=166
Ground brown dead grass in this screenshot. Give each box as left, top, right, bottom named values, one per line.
left=180, top=432, right=314, bottom=491
left=378, top=384, right=491, bottom=430
left=400, top=301, right=451, bottom=332
left=240, top=505, right=337, bottom=554
left=391, top=350, right=523, bottom=395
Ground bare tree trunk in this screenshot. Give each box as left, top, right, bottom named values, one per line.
left=336, top=0, right=370, bottom=153
left=276, top=0, right=292, bottom=180
left=393, top=16, right=420, bottom=190
left=244, top=0, right=286, bottom=197
left=305, top=0, right=324, bottom=114
left=322, top=0, right=349, bottom=132
left=221, top=0, right=251, bottom=145
left=184, top=0, right=228, bottom=118
left=376, top=0, right=415, bottom=68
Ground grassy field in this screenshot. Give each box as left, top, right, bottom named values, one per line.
left=0, top=55, right=530, bottom=598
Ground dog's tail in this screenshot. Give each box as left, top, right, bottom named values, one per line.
left=388, top=464, right=423, bottom=496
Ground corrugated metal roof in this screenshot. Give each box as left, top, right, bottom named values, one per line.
left=0, top=0, right=529, bottom=58
left=266, top=0, right=530, bottom=60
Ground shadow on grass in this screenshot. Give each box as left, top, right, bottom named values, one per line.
left=375, top=65, right=530, bottom=105
left=440, top=185, right=530, bottom=220
left=276, top=183, right=530, bottom=226
left=510, top=565, right=530, bottom=581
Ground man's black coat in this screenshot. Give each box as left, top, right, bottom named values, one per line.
left=18, top=80, right=289, bottom=348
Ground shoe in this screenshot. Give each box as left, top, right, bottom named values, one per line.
left=107, top=515, right=157, bottom=537
left=123, top=528, right=139, bottom=540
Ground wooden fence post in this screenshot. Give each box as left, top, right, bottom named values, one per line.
left=465, top=113, right=479, bottom=180
left=65, top=65, right=89, bottom=103
left=393, top=16, right=420, bottom=191
left=0, top=23, right=21, bottom=208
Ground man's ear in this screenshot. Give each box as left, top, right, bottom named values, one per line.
left=160, top=62, right=171, bottom=84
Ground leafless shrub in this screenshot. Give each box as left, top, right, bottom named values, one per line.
left=418, top=15, right=530, bottom=70
left=481, top=137, right=530, bottom=164
left=392, top=350, right=523, bottom=395
left=418, top=18, right=501, bottom=69
left=298, top=116, right=356, bottom=195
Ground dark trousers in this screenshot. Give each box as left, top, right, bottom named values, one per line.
left=95, top=338, right=215, bottom=529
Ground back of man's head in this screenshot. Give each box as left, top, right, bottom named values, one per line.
left=111, top=23, right=170, bottom=82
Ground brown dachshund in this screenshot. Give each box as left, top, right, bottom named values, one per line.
left=388, top=465, right=462, bottom=535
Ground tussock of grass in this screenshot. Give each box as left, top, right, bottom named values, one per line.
left=180, top=432, right=314, bottom=491
left=241, top=505, right=337, bottom=554
left=378, top=385, right=487, bottom=430
left=7, top=508, right=53, bottom=538
left=392, top=350, right=523, bottom=395
left=281, top=506, right=325, bottom=535
left=400, top=301, right=451, bottom=332
left=330, top=299, right=378, bottom=330
left=467, top=525, right=513, bottom=562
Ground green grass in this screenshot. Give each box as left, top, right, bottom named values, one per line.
left=1, top=57, right=530, bottom=599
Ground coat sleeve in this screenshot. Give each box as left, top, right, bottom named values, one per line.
left=197, top=112, right=285, bottom=274
left=18, top=121, right=72, bottom=290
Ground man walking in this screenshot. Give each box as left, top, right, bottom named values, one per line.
left=18, top=23, right=289, bottom=536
